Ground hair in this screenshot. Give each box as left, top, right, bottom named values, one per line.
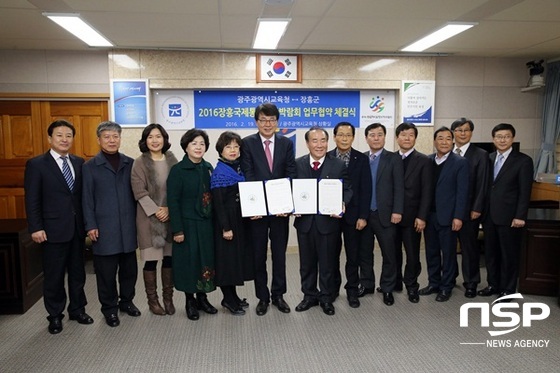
left=450, top=118, right=474, bottom=131
left=433, top=126, right=454, bottom=140
left=254, top=102, right=280, bottom=121
left=47, top=119, right=75, bottom=137
left=364, top=122, right=386, bottom=136
left=215, top=131, right=242, bottom=155
left=138, top=123, right=171, bottom=153
left=492, top=123, right=516, bottom=137
left=395, top=122, right=417, bottom=137
left=180, top=129, right=209, bottom=153
left=304, top=126, right=329, bottom=142
left=333, top=121, right=355, bottom=136
left=96, top=121, right=122, bottom=137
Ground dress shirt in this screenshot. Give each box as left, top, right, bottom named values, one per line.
left=50, top=149, right=75, bottom=178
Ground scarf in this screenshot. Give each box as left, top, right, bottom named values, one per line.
left=210, top=159, right=245, bottom=189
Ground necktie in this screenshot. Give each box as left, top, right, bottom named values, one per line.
left=369, top=153, right=377, bottom=162
left=455, top=148, right=462, bottom=156
left=493, top=154, right=504, bottom=180
left=264, top=140, right=273, bottom=172
left=401, top=153, right=406, bottom=160
left=61, top=156, right=74, bottom=191
left=312, top=161, right=320, bottom=170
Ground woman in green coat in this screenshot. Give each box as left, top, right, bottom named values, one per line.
left=167, top=129, right=217, bottom=321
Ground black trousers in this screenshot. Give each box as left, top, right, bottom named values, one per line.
left=458, top=217, right=481, bottom=289
left=483, top=221, right=522, bottom=293
left=333, top=220, right=361, bottom=296
left=424, top=213, right=458, bottom=292
left=42, top=232, right=87, bottom=318
left=93, top=251, right=138, bottom=317
left=394, top=224, right=421, bottom=292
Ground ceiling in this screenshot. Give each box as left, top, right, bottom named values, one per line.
left=1, top=0, right=560, bottom=60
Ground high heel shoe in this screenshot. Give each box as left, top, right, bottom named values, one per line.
left=237, top=298, right=249, bottom=309
left=196, top=293, right=218, bottom=314
left=221, top=300, right=245, bottom=315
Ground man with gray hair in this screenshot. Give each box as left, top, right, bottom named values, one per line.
left=83, top=121, right=140, bottom=327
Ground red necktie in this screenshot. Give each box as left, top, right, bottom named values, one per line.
left=312, top=161, right=320, bottom=170
left=264, top=140, right=273, bottom=172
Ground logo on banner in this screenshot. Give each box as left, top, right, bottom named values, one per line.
left=369, top=96, right=385, bottom=113
left=160, top=96, right=189, bottom=126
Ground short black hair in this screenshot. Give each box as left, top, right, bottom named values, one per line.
left=364, top=123, right=386, bottom=136
left=138, top=123, right=171, bottom=153
left=47, top=119, right=75, bottom=137
left=305, top=126, right=329, bottom=142
left=450, top=118, right=474, bottom=131
left=492, top=123, right=516, bottom=138
left=395, top=122, right=417, bottom=137
left=180, top=129, right=209, bottom=153
left=215, top=131, right=242, bottom=155
left=433, top=126, right=454, bottom=140
left=333, top=121, right=355, bottom=136
left=254, top=102, right=280, bottom=121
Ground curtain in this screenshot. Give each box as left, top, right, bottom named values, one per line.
left=534, top=61, right=560, bottom=178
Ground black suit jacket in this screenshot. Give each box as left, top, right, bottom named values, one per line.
left=485, top=150, right=533, bottom=225
left=24, top=151, right=85, bottom=242
left=241, top=132, right=297, bottom=181
left=327, top=148, right=371, bottom=225
left=462, top=144, right=490, bottom=214
left=364, top=149, right=404, bottom=227
left=398, top=149, right=433, bottom=227
left=293, top=154, right=353, bottom=235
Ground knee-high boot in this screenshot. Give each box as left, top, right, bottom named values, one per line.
left=161, top=267, right=176, bottom=315
left=143, top=270, right=166, bottom=315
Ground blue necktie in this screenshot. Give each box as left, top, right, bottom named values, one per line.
left=61, top=156, right=74, bottom=191
left=493, top=154, right=504, bottom=180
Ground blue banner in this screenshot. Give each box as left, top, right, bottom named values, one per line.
left=194, top=90, right=360, bottom=129
left=111, top=80, right=149, bottom=126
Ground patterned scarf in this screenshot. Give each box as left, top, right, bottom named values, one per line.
left=210, top=159, right=245, bottom=189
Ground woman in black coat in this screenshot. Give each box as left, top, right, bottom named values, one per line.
left=210, top=131, right=254, bottom=315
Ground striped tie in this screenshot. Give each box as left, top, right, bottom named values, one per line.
left=61, top=156, right=74, bottom=191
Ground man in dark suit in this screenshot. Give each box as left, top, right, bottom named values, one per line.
left=240, top=103, right=297, bottom=316
left=420, top=127, right=469, bottom=302
left=293, top=127, right=352, bottom=316
left=479, top=123, right=533, bottom=300
left=358, top=123, right=404, bottom=306
left=393, top=122, right=433, bottom=303
left=24, top=119, right=93, bottom=334
left=327, top=122, right=371, bottom=308
left=451, top=118, right=490, bottom=298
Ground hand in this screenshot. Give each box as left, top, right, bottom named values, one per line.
left=87, top=229, right=99, bottom=242
left=173, top=234, right=184, bottom=243
left=414, top=218, right=426, bottom=233
left=452, top=218, right=463, bottom=231
left=223, top=230, right=234, bottom=240
left=470, top=211, right=481, bottom=220
left=355, top=218, right=367, bottom=231
left=275, top=213, right=289, bottom=217
left=250, top=215, right=263, bottom=220
left=511, top=219, right=525, bottom=228
left=155, top=207, right=169, bottom=222
left=31, top=230, right=47, bottom=243
left=390, top=213, right=402, bottom=224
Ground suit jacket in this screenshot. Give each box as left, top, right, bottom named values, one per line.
left=463, top=144, right=490, bottom=214
left=24, top=151, right=85, bottom=242
left=327, top=148, right=371, bottom=225
left=241, top=132, right=297, bottom=181
left=82, top=151, right=137, bottom=255
left=429, top=152, right=469, bottom=226
left=485, top=150, right=533, bottom=225
left=398, top=149, right=433, bottom=227
left=293, top=154, right=353, bottom=235
left=364, top=148, right=404, bottom=227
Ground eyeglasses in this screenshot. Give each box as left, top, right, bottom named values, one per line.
left=454, top=129, right=472, bottom=134
left=257, top=118, right=278, bottom=124
left=494, top=135, right=513, bottom=140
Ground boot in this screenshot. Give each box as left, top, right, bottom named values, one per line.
left=186, top=296, right=199, bottom=320
left=161, top=268, right=175, bottom=315
left=143, top=270, right=166, bottom=315
left=196, top=293, right=218, bottom=314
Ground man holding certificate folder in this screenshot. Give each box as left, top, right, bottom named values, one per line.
left=293, top=127, right=353, bottom=316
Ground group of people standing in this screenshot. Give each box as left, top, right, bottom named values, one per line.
left=24, top=102, right=534, bottom=334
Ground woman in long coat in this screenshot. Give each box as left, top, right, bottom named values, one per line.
left=131, top=123, right=178, bottom=315
left=167, top=129, right=217, bottom=321
left=210, top=131, right=254, bottom=315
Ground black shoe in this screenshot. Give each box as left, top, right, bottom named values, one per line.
left=255, top=300, right=269, bottom=316
left=196, top=295, right=218, bottom=314
left=119, top=303, right=141, bottom=317
left=221, top=300, right=245, bottom=315
left=383, top=292, right=394, bottom=306
left=295, top=299, right=319, bottom=312
left=271, top=297, right=291, bottom=313
left=347, top=295, right=360, bottom=308
left=69, top=313, right=94, bottom=324
left=408, top=291, right=419, bottom=303
left=357, top=283, right=375, bottom=298
left=186, top=299, right=199, bottom=320
left=464, top=288, right=477, bottom=298
left=237, top=298, right=249, bottom=309
left=477, top=286, right=499, bottom=297
left=436, top=290, right=451, bottom=302
left=48, top=316, right=63, bottom=334
left=105, top=314, right=120, bottom=327
left=418, top=286, right=439, bottom=296
left=319, top=302, right=335, bottom=315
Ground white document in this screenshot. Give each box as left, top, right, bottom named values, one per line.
left=292, top=178, right=318, bottom=215
left=238, top=181, right=267, bottom=217
left=264, top=178, right=294, bottom=215
left=318, top=178, right=343, bottom=216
